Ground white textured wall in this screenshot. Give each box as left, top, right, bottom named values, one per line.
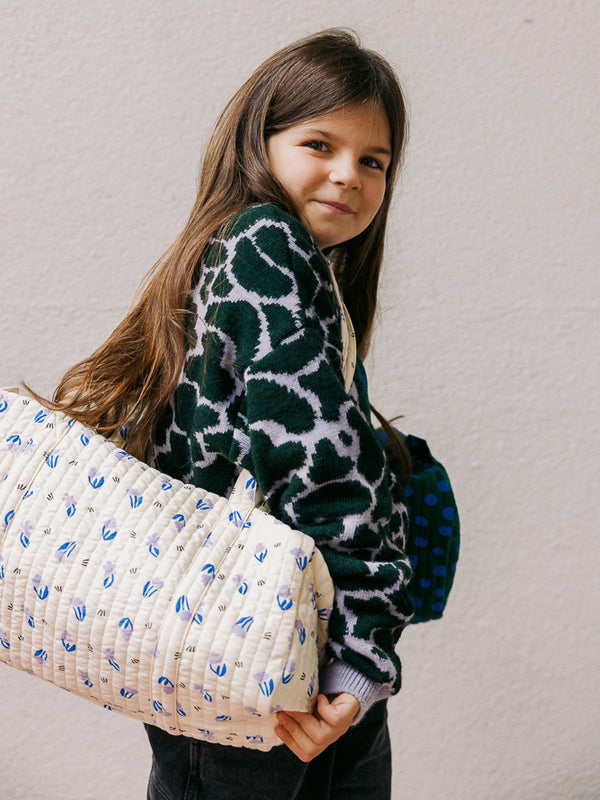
left=1, top=1, right=598, bottom=798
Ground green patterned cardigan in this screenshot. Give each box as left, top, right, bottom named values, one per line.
left=152, top=204, right=414, bottom=717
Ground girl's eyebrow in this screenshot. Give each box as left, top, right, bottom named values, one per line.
left=302, top=127, right=391, bottom=157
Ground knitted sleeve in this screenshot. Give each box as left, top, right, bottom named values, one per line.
left=153, top=204, right=414, bottom=705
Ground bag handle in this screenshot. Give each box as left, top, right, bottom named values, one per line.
left=325, top=260, right=356, bottom=394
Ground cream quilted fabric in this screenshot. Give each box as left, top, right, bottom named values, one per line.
left=0, top=389, right=334, bottom=750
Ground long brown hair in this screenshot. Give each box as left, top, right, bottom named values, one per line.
left=30, top=28, right=411, bottom=476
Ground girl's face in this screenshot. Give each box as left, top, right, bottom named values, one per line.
left=267, top=104, right=391, bottom=251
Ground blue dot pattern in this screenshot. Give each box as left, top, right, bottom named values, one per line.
left=376, top=430, right=459, bottom=623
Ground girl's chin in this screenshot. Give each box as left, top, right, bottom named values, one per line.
left=302, top=218, right=344, bottom=250
left=311, top=228, right=352, bottom=251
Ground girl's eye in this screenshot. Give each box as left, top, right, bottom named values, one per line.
left=303, top=140, right=329, bottom=152
left=361, top=156, right=384, bottom=171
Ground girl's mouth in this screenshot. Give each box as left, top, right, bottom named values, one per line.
left=318, top=200, right=354, bottom=215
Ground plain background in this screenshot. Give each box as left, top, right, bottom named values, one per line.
left=1, top=1, right=598, bottom=798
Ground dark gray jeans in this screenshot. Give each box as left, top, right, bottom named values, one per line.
left=146, top=700, right=391, bottom=800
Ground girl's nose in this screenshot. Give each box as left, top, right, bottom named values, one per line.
left=329, top=158, right=360, bottom=189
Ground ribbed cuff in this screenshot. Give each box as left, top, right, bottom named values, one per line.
left=318, top=660, right=392, bottom=725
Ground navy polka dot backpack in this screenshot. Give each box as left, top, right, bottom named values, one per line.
left=377, top=429, right=460, bottom=624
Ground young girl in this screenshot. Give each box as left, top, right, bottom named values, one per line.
left=42, top=28, right=414, bottom=800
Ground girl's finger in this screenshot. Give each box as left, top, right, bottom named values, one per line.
left=275, top=715, right=315, bottom=762
left=274, top=722, right=292, bottom=746
left=280, top=710, right=323, bottom=741
left=316, top=693, right=360, bottom=727
left=278, top=712, right=328, bottom=755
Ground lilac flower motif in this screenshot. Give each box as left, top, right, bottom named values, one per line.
left=172, top=513, right=186, bottom=532
left=198, top=729, right=216, bottom=741
left=201, top=531, right=213, bottom=549
left=245, top=476, right=257, bottom=501
left=127, top=488, right=143, bottom=509
left=232, top=574, right=248, bottom=595
left=0, top=394, right=8, bottom=413
left=158, top=676, right=175, bottom=694
left=21, top=606, right=34, bottom=628
left=295, top=620, right=306, bottom=645
left=253, top=672, right=274, bottom=697
left=119, top=618, right=133, bottom=641
left=88, top=468, right=105, bottom=489
left=3, top=510, right=15, bottom=530
left=56, top=541, right=76, bottom=562
left=61, top=631, right=76, bottom=653
left=7, top=434, right=22, bottom=452
left=153, top=700, right=172, bottom=717
left=63, top=493, right=77, bottom=518
left=282, top=660, right=295, bottom=685
left=201, top=564, right=215, bottom=586
left=196, top=497, right=213, bottom=511
left=23, top=486, right=34, bottom=500
left=32, top=574, right=48, bottom=600
left=193, top=685, right=212, bottom=703
left=175, top=595, right=192, bottom=622
left=318, top=607, right=332, bottom=621
left=120, top=686, right=138, bottom=699
left=147, top=532, right=160, bottom=557
left=209, top=652, right=227, bottom=677
left=177, top=704, right=186, bottom=717
left=192, top=603, right=204, bottom=626
left=229, top=510, right=243, bottom=528
left=21, top=438, right=34, bottom=454
left=0, top=555, right=4, bottom=581
left=104, top=648, right=120, bottom=671
left=254, top=543, right=268, bottom=563
left=232, top=616, right=253, bottom=638
left=244, top=706, right=262, bottom=717
left=19, top=521, right=33, bottom=549
left=71, top=597, right=86, bottom=621
left=78, top=670, right=93, bottom=688
left=45, top=449, right=60, bottom=468
left=277, top=585, right=293, bottom=611
left=101, top=519, right=117, bottom=541
left=0, top=627, right=10, bottom=649
left=309, top=583, right=317, bottom=610
left=34, top=409, right=50, bottom=424
left=80, top=429, right=92, bottom=446
left=142, top=578, right=163, bottom=598
left=291, top=547, right=308, bottom=572
left=114, top=450, right=134, bottom=462
left=216, top=714, right=231, bottom=722
left=103, top=561, right=116, bottom=589
left=307, top=672, right=316, bottom=698
left=246, top=735, right=264, bottom=745
left=159, top=475, right=173, bottom=491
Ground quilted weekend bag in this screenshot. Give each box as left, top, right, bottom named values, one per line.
left=0, top=388, right=334, bottom=751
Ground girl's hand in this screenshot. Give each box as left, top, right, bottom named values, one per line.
left=275, top=693, right=360, bottom=762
